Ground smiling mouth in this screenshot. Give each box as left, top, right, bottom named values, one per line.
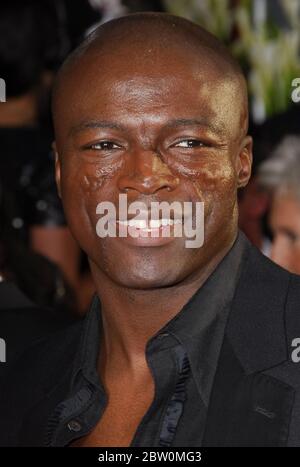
left=95, top=195, right=202, bottom=247
left=109, top=217, right=184, bottom=246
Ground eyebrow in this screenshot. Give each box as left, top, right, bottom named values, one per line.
left=69, top=117, right=225, bottom=137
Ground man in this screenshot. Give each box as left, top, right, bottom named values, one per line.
left=1, top=12, right=300, bottom=447
left=258, top=135, right=300, bottom=274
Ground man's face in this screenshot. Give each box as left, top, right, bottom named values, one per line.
left=270, top=193, right=300, bottom=274
left=54, top=46, right=252, bottom=288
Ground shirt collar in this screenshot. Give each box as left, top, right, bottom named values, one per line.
left=159, top=230, right=251, bottom=405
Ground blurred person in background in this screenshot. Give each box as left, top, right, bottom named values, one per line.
left=238, top=104, right=300, bottom=255
left=0, top=179, right=75, bottom=313
left=0, top=0, right=88, bottom=311
left=258, top=135, right=300, bottom=275
left=238, top=149, right=271, bottom=255
left=0, top=179, right=77, bottom=381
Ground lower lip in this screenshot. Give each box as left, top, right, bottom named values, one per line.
left=115, top=223, right=181, bottom=247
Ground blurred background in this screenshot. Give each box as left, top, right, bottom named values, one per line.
left=0, top=0, right=299, bottom=316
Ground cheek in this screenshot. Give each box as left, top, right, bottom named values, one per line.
left=176, top=158, right=237, bottom=210
left=60, top=154, right=123, bottom=199
left=80, top=159, right=124, bottom=192
left=59, top=157, right=121, bottom=243
left=195, top=162, right=235, bottom=195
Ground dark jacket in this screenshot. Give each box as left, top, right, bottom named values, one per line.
left=1, top=245, right=300, bottom=447
left=0, top=281, right=75, bottom=364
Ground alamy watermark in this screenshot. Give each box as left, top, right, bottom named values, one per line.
left=95, top=194, right=204, bottom=248
left=291, top=78, right=300, bottom=103
left=0, top=78, right=6, bottom=103
left=0, top=338, right=6, bottom=363
left=291, top=337, right=300, bottom=363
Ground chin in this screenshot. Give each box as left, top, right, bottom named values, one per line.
left=107, top=264, right=185, bottom=290
left=90, top=236, right=198, bottom=289
left=113, top=272, right=177, bottom=289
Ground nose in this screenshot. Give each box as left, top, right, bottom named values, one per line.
left=118, top=150, right=179, bottom=195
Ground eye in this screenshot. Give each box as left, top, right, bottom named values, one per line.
left=285, top=231, right=298, bottom=244
left=172, top=139, right=206, bottom=148
left=87, top=141, right=121, bottom=150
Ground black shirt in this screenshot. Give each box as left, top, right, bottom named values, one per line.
left=44, top=231, right=249, bottom=447
left=3, top=234, right=300, bottom=447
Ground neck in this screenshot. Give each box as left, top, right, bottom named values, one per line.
left=90, top=230, right=238, bottom=375
left=0, top=91, right=38, bottom=127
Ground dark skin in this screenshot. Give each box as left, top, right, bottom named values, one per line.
left=53, top=14, right=252, bottom=446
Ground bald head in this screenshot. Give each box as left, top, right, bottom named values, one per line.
left=52, top=12, right=248, bottom=136
left=57, top=12, right=242, bottom=71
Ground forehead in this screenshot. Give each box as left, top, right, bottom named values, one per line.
left=54, top=45, right=244, bottom=140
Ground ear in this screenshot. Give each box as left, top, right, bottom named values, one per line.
left=236, top=135, right=253, bottom=188
left=53, top=142, right=62, bottom=199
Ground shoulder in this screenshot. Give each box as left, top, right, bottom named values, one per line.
left=0, top=310, right=85, bottom=447
left=241, top=241, right=300, bottom=303
left=234, top=240, right=293, bottom=311
left=0, top=281, right=79, bottom=364
left=248, top=245, right=300, bottom=316
left=243, top=243, right=300, bottom=326
left=245, top=240, right=291, bottom=281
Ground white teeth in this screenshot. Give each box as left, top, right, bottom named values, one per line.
left=117, top=220, right=128, bottom=226
left=149, top=219, right=182, bottom=227
left=149, top=219, right=161, bottom=228
left=129, top=219, right=147, bottom=228
left=117, top=218, right=182, bottom=229
left=118, top=219, right=147, bottom=228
